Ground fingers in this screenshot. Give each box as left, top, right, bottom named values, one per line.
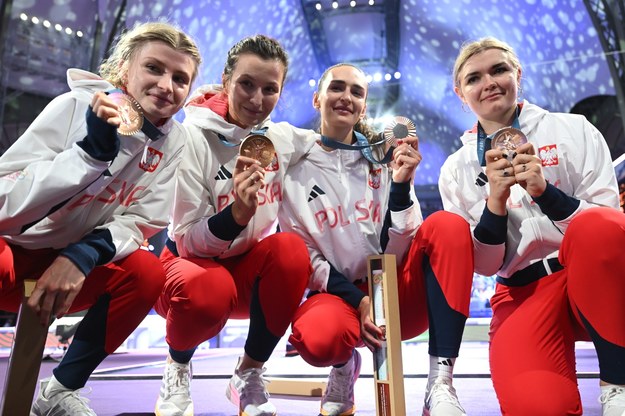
left=248, top=169, right=265, bottom=184
left=397, top=137, right=419, bottom=152
left=234, top=156, right=265, bottom=189
left=233, top=155, right=261, bottom=175
left=361, top=320, right=384, bottom=351
left=56, top=290, right=78, bottom=319
left=91, top=92, right=121, bottom=127
left=26, top=287, right=56, bottom=326
left=515, top=142, right=535, bottom=156
left=393, top=142, right=421, bottom=163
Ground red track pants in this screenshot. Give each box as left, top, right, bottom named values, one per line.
left=490, top=207, right=625, bottom=415
left=154, top=232, right=310, bottom=351
left=0, top=240, right=165, bottom=353
left=289, top=211, right=474, bottom=367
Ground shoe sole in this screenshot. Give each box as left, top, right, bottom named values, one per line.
left=318, top=410, right=356, bottom=416
left=154, top=397, right=194, bottom=416
left=227, top=383, right=276, bottom=416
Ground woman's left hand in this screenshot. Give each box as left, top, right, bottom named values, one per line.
left=511, top=142, right=547, bottom=198
left=358, top=296, right=384, bottom=351
left=391, top=137, right=421, bottom=183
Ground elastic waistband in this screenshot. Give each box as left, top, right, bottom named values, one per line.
left=497, top=257, right=563, bottom=287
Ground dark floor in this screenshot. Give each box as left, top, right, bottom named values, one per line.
left=0, top=342, right=603, bottom=415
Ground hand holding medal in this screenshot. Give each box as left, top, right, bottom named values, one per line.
left=90, top=90, right=144, bottom=136
left=232, top=137, right=269, bottom=226
left=239, top=133, right=276, bottom=168
left=107, top=92, right=144, bottom=136
left=491, top=127, right=528, bottom=161
left=383, top=116, right=421, bottom=183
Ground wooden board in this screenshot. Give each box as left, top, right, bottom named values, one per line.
left=367, top=254, right=406, bottom=416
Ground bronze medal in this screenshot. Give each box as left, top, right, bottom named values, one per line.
left=108, top=92, right=143, bottom=136
left=383, top=116, right=416, bottom=147
left=239, top=134, right=275, bottom=168
left=491, top=127, right=527, bottom=154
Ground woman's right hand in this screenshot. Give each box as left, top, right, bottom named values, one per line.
left=231, top=155, right=265, bottom=226
left=27, top=256, right=86, bottom=326
left=358, top=295, right=384, bottom=352
left=90, top=91, right=122, bottom=128
left=484, top=148, right=516, bottom=215
left=390, top=137, right=422, bottom=183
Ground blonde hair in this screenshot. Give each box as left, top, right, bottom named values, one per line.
left=452, top=37, right=521, bottom=87
left=99, top=21, right=202, bottom=88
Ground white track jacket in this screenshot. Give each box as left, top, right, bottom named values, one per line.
left=170, top=85, right=317, bottom=259
left=439, top=101, right=619, bottom=278
left=279, top=142, right=422, bottom=292
left=0, top=69, right=186, bottom=269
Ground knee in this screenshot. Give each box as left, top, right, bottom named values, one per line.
left=567, top=207, right=623, bottom=244
left=291, top=335, right=352, bottom=367
left=120, top=250, right=166, bottom=303
left=290, top=324, right=356, bottom=367
left=169, top=271, right=237, bottom=322
left=495, top=371, right=582, bottom=416
left=267, top=233, right=309, bottom=261
left=261, top=232, right=311, bottom=277
left=422, top=211, right=472, bottom=248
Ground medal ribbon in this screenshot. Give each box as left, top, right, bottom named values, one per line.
left=476, top=106, right=521, bottom=166
left=216, top=126, right=269, bottom=147
left=321, top=131, right=394, bottom=164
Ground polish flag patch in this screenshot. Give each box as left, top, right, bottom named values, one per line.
left=139, top=147, right=163, bottom=172
left=369, top=167, right=382, bottom=189
left=264, top=154, right=280, bottom=172
left=539, top=144, right=558, bottom=167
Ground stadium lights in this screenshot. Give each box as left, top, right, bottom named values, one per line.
left=19, top=12, right=83, bottom=38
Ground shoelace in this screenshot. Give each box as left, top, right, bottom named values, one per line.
left=599, top=386, right=625, bottom=406
left=56, top=388, right=95, bottom=414
left=427, top=381, right=463, bottom=409
left=325, top=365, right=354, bottom=402
left=164, top=364, right=191, bottom=397
left=239, top=367, right=269, bottom=400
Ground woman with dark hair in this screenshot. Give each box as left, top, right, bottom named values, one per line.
left=153, top=35, right=316, bottom=416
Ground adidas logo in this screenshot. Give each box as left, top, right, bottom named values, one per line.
left=437, top=358, right=453, bottom=367
left=214, top=165, right=232, bottom=180
left=308, top=184, right=325, bottom=202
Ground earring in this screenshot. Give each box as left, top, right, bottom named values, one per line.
left=461, top=102, right=470, bottom=113
left=517, top=85, right=523, bottom=100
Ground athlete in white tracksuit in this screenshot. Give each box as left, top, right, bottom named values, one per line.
left=155, top=83, right=316, bottom=353
left=0, top=69, right=186, bottom=255
left=440, top=100, right=625, bottom=415
left=0, top=22, right=201, bottom=414
left=278, top=63, right=474, bottom=416
left=153, top=79, right=316, bottom=414
left=441, top=36, right=625, bottom=415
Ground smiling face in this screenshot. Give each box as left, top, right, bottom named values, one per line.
left=313, top=64, right=368, bottom=141
left=454, top=48, right=522, bottom=131
left=222, top=53, right=285, bottom=128
left=124, top=41, right=195, bottom=125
